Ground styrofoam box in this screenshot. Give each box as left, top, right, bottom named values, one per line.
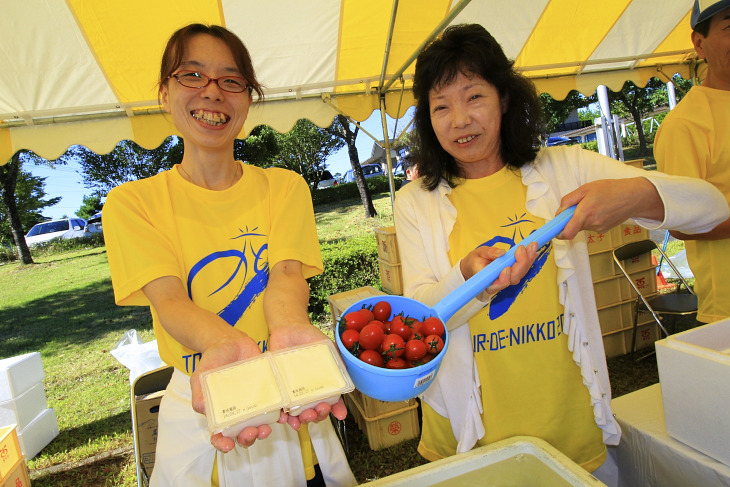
left=0, top=381, right=48, bottom=430
left=362, top=436, right=606, bottom=486
left=0, top=353, right=44, bottom=402
left=17, top=407, right=59, bottom=460
left=655, top=318, right=730, bottom=466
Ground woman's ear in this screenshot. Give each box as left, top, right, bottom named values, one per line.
left=160, top=84, right=171, bottom=113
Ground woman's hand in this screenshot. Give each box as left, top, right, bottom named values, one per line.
left=188, top=332, right=271, bottom=452
left=557, top=178, right=664, bottom=240
left=460, top=241, right=539, bottom=295
left=277, top=397, right=348, bottom=431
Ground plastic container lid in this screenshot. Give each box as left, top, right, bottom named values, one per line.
left=201, top=354, right=287, bottom=438
left=272, top=340, right=354, bottom=415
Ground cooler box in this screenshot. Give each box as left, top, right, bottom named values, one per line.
left=0, top=353, right=44, bottom=402
left=655, top=318, right=730, bottom=466
left=0, top=382, right=48, bottom=430
left=361, top=436, right=605, bottom=486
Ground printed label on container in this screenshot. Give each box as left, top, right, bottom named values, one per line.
left=414, top=371, right=435, bottom=388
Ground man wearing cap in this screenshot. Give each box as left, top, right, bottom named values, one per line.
left=654, top=0, right=730, bottom=323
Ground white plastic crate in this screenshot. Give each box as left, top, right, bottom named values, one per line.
left=17, top=407, right=59, bottom=460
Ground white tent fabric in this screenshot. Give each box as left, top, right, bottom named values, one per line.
left=0, top=0, right=700, bottom=164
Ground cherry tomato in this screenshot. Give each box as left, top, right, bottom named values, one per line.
left=410, top=330, right=425, bottom=342
left=423, top=317, right=445, bottom=337
left=359, top=307, right=375, bottom=323
left=359, top=323, right=385, bottom=350
left=359, top=349, right=384, bottom=367
left=424, top=334, right=444, bottom=354
left=386, top=357, right=408, bottom=369
left=372, top=300, right=392, bottom=322
left=341, top=329, right=361, bottom=355
left=390, top=317, right=413, bottom=341
left=344, top=311, right=368, bottom=332
left=404, top=339, right=427, bottom=361
left=368, top=319, right=386, bottom=332
left=410, top=319, right=424, bottom=336
left=381, top=334, right=405, bottom=359
left=410, top=353, right=435, bottom=367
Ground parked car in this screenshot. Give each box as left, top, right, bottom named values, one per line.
left=84, top=211, right=103, bottom=235
left=343, top=163, right=384, bottom=183
left=25, top=218, right=87, bottom=247
left=316, top=170, right=338, bottom=189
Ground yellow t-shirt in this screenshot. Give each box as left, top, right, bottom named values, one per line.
left=104, top=162, right=323, bottom=480
left=655, top=85, right=730, bottom=322
left=418, top=167, right=605, bottom=472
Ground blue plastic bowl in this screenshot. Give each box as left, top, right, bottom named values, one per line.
left=335, top=295, right=449, bottom=402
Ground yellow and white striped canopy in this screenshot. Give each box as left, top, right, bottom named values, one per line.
left=0, top=0, right=699, bottom=165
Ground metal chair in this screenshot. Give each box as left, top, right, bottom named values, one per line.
left=612, top=239, right=697, bottom=358
left=131, top=365, right=174, bottom=487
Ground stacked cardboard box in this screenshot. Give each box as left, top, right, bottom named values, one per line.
left=586, top=222, right=659, bottom=357
left=375, top=226, right=403, bottom=295
left=327, top=286, right=386, bottom=330
left=0, top=352, right=59, bottom=461
left=0, top=425, right=29, bottom=487
left=345, top=390, right=419, bottom=451
left=134, top=390, right=164, bottom=479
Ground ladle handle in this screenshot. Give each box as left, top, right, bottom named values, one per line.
left=432, top=205, right=577, bottom=322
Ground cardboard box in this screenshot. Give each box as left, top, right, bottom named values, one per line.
left=17, top=408, right=58, bottom=460
left=346, top=394, right=420, bottom=451
left=374, top=226, right=400, bottom=264
left=655, top=319, right=730, bottom=466
left=1, top=461, right=29, bottom=487
left=0, top=353, right=44, bottom=402
left=327, top=286, right=386, bottom=329
left=378, top=259, right=403, bottom=295
left=135, top=390, right=164, bottom=478
left=347, top=389, right=416, bottom=417
left=0, top=382, right=48, bottom=431
left=0, top=426, right=22, bottom=482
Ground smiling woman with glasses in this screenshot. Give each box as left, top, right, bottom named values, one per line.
left=103, top=23, right=356, bottom=487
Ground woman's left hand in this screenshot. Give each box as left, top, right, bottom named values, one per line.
left=556, top=177, right=664, bottom=240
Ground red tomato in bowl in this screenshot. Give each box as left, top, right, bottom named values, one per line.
left=381, top=334, right=405, bottom=359
left=424, top=335, right=444, bottom=355
left=372, top=300, right=392, bottom=322
left=359, top=323, right=385, bottom=350
left=404, top=339, right=427, bottom=361
left=390, top=317, right=413, bottom=341
left=385, top=357, right=408, bottom=369
left=423, top=317, right=445, bottom=337
left=341, top=329, right=360, bottom=353
left=344, top=311, right=368, bottom=332
left=359, top=349, right=384, bottom=367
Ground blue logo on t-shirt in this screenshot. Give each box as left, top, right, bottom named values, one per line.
left=186, top=227, right=269, bottom=326
left=478, top=213, right=551, bottom=319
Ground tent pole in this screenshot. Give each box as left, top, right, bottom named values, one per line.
left=379, top=95, right=397, bottom=213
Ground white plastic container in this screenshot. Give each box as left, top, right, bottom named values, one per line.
left=0, top=381, right=48, bottom=430
left=0, top=352, right=44, bottom=402
left=655, top=318, right=730, bottom=466
left=17, top=407, right=59, bottom=460
left=361, top=436, right=605, bottom=486
left=201, top=340, right=353, bottom=438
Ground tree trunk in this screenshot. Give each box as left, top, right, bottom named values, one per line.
left=0, top=153, right=34, bottom=264
left=337, top=115, right=376, bottom=218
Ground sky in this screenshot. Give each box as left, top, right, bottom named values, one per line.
left=25, top=108, right=414, bottom=221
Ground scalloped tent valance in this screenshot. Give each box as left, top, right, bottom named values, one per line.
left=0, top=0, right=699, bottom=164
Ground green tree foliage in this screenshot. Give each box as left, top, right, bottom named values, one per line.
left=76, top=194, right=104, bottom=221
left=234, top=125, right=280, bottom=167
left=271, top=119, right=345, bottom=189
left=0, top=165, right=60, bottom=244
left=539, top=91, right=591, bottom=133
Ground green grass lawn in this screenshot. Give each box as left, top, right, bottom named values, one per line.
left=0, top=190, right=687, bottom=486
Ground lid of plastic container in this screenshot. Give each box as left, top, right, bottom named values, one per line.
left=271, top=340, right=354, bottom=414
left=200, top=353, right=288, bottom=435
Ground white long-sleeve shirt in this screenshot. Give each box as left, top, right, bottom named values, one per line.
left=394, top=145, right=729, bottom=453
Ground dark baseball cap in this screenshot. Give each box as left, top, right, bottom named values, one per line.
left=691, top=0, right=730, bottom=29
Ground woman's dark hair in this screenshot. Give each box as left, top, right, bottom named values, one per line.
left=158, top=24, right=264, bottom=101
left=413, top=23, right=543, bottom=190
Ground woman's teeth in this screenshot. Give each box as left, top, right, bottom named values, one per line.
left=191, top=110, right=229, bottom=126
left=457, top=135, right=475, bottom=144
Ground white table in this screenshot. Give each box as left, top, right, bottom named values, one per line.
left=610, top=383, right=730, bottom=486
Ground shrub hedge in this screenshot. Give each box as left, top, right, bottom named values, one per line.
left=311, top=175, right=400, bottom=206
